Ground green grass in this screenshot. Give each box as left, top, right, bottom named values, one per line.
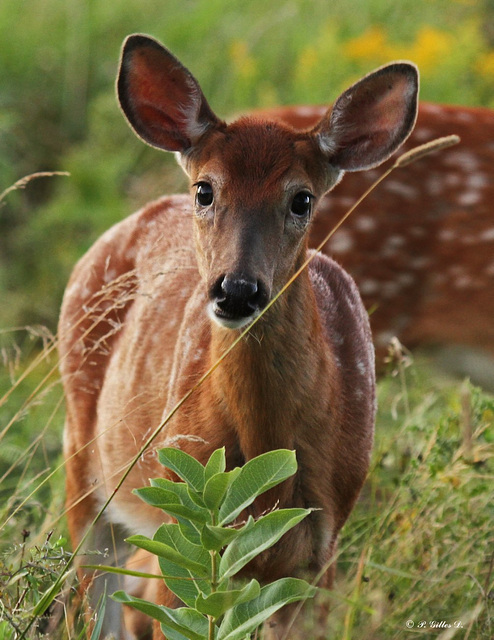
left=0, top=337, right=492, bottom=638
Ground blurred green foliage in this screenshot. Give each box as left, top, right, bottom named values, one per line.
left=1, top=0, right=494, bottom=329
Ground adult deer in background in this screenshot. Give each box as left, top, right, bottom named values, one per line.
left=252, top=102, right=494, bottom=388
left=59, top=34, right=418, bottom=639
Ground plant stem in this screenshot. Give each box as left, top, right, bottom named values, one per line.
left=208, top=551, right=218, bottom=640
left=209, top=512, right=218, bottom=640
left=208, top=614, right=216, bottom=640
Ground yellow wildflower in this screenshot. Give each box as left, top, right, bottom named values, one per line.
left=229, top=40, right=257, bottom=80
left=476, top=51, right=494, bottom=78
left=343, top=26, right=392, bottom=62
left=410, top=26, right=455, bottom=73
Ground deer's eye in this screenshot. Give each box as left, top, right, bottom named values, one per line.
left=196, top=182, right=214, bottom=207
left=290, top=191, right=313, bottom=218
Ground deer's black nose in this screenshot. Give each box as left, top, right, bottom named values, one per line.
left=210, top=274, right=268, bottom=327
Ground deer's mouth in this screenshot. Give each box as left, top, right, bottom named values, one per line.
left=208, top=302, right=259, bottom=330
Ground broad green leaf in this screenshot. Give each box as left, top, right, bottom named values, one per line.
left=147, top=478, right=211, bottom=527
left=217, top=578, right=316, bottom=640
left=219, top=508, right=311, bottom=580
left=136, top=483, right=210, bottom=525
left=176, top=517, right=203, bottom=546
left=154, top=524, right=212, bottom=607
left=195, top=580, right=261, bottom=618
left=204, top=447, right=226, bottom=481
left=158, top=448, right=205, bottom=492
left=135, top=487, right=209, bottom=524
left=112, top=592, right=207, bottom=640
left=200, top=523, right=239, bottom=551
left=203, top=468, right=241, bottom=511
left=157, top=608, right=210, bottom=640
left=134, top=486, right=181, bottom=507
left=126, top=534, right=210, bottom=579
left=151, top=477, right=198, bottom=505
left=218, top=450, right=297, bottom=525
left=186, top=486, right=208, bottom=509
left=158, top=503, right=209, bottom=525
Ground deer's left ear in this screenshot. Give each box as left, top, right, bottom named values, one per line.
left=313, top=62, right=419, bottom=172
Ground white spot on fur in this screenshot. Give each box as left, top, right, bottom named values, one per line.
left=466, top=172, right=489, bottom=190
left=104, top=268, right=117, bottom=284
left=357, top=360, right=367, bottom=376
left=384, top=180, right=419, bottom=199
left=454, top=275, right=474, bottom=289
left=359, top=279, right=379, bottom=295
left=354, top=215, right=376, bottom=232
left=332, top=332, right=344, bottom=346
left=65, top=281, right=81, bottom=298
left=454, top=110, right=475, bottom=123
left=480, top=227, right=494, bottom=242
left=413, top=127, right=434, bottom=141
left=458, top=190, right=482, bottom=207
left=328, top=229, right=354, bottom=254
left=125, top=246, right=138, bottom=261
left=423, top=103, right=447, bottom=116
left=439, top=229, right=455, bottom=242
left=443, top=150, right=480, bottom=172
left=336, top=196, right=356, bottom=208
left=193, top=348, right=204, bottom=362
left=296, top=106, right=324, bottom=118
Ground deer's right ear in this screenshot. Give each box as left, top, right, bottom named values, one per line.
left=117, top=34, right=222, bottom=153
left=313, top=62, right=419, bottom=172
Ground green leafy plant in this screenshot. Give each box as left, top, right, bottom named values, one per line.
left=112, top=447, right=316, bottom=640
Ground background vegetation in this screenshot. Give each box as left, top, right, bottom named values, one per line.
left=0, top=0, right=493, bottom=638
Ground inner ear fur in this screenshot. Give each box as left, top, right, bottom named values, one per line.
left=313, top=62, right=419, bottom=172
left=117, top=34, right=221, bottom=153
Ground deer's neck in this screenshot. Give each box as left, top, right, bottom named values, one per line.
left=209, top=268, right=335, bottom=461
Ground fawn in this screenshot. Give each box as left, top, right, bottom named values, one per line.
left=59, top=34, right=418, bottom=639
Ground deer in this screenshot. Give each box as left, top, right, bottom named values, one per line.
left=58, top=34, right=418, bottom=639
left=249, top=102, right=494, bottom=389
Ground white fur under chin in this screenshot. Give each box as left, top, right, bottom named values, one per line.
left=207, top=302, right=257, bottom=330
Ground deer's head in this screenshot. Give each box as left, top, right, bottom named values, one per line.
left=117, top=35, right=418, bottom=329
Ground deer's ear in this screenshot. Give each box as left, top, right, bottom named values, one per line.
left=313, top=62, right=419, bottom=172
left=117, top=34, right=222, bottom=153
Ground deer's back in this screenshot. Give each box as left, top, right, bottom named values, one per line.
left=58, top=194, right=197, bottom=446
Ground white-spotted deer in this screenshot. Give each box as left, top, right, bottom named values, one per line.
left=251, top=102, right=494, bottom=387
left=59, top=34, right=418, bottom=639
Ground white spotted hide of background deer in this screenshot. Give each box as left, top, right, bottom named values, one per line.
left=252, top=103, right=494, bottom=389
left=58, top=34, right=419, bottom=639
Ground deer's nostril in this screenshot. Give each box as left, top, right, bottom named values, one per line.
left=211, top=274, right=267, bottom=322
left=220, top=276, right=258, bottom=302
